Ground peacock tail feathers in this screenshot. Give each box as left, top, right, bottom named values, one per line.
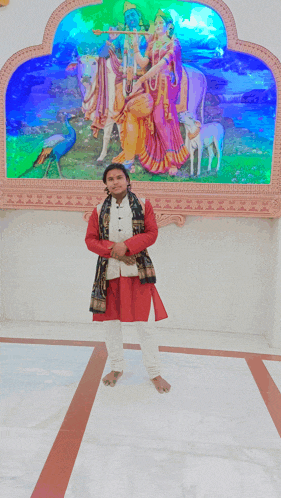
left=34, top=147, right=53, bottom=165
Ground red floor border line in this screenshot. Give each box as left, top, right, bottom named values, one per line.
left=30, top=343, right=107, bottom=498
left=124, top=343, right=281, bottom=362
left=2, top=337, right=281, bottom=361
left=246, top=357, right=281, bottom=438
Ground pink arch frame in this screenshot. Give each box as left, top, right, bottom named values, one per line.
left=1, top=0, right=281, bottom=225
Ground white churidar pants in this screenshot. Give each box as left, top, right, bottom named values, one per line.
left=103, top=320, right=161, bottom=379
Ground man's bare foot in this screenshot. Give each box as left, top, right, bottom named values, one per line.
left=151, top=375, right=171, bottom=394
left=102, top=370, right=123, bottom=387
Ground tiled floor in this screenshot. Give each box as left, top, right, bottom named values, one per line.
left=1, top=322, right=281, bottom=497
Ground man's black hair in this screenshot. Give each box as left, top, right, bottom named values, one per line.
left=102, top=163, right=130, bottom=184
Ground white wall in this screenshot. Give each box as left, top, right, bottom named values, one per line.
left=0, top=211, right=4, bottom=321
left=0, top=209, right=277, bottom=336
left=226, top=0, right=281, bottom=60
left=0, top=0, right=63, bottom=70
left=1, top=0, right=281, bottom=345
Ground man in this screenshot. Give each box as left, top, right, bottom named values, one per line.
left=97, top=2, right=151, bottom=170
left=85, top=163, right=171, bottom=393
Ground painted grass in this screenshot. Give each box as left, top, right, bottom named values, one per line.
left=6, top=134, right=46, bottom=178
left=6, top=117, right=272, bottom=184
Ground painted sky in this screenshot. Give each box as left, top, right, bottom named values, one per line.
left=54, top=1, right=226, bottom=57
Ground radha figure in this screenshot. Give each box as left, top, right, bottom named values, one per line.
left=116, top=9, right=189, bottom=175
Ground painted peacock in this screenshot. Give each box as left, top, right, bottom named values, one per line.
left=32, top=113, right=76, bottom=178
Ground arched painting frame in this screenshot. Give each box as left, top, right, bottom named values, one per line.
left=1, top=0, right=281, bottom=224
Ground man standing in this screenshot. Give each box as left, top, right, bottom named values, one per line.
left=85, top=163, right=171, bottom=393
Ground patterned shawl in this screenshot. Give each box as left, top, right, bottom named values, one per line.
left=89, top=191, right=156, bottom=314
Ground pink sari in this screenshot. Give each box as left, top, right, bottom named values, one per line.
left=139, top=37, right=189, bottom=174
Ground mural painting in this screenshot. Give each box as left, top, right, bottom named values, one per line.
left=6, top=1, right=276, bottom=184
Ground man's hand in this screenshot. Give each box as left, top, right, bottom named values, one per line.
left=120, top=255, right=136, bottom=265
left=110, top=242, right=127, bottom=259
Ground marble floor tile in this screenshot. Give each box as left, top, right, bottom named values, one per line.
left=65, top=350, right=281, bottom=498
left=0, top=343, right=93, bottom=498
left=65, top=442, right=281, bottom=498
left=1, top=335, right=281, bottom=498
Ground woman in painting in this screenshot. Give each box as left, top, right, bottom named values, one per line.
left=115, top=9, right=189, bottom=175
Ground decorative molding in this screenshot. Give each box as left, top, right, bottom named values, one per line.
left=154, top=213, right=186, bottom=227
left=83, top=211, right=93, bottom=222
left=1, top=0, right=281, bottom=220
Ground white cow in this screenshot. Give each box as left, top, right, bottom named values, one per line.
left=179, top=111, right=224, bottom=177
left=76, top=56, right=207, bottom=163
left=79, top=55, right=121, bottom=161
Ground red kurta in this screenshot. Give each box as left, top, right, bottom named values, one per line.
left=85, top=199, right=168, bottom=322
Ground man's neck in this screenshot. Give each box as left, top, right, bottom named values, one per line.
left=112, top=192, right=127, bottom=205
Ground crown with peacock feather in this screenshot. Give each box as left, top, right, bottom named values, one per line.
left=155, top=9, right=166, bottom=18
left=123, top=2, right=137, bottom=13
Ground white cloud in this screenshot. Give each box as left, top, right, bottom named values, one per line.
left=169, top=7, right=218, bottom=36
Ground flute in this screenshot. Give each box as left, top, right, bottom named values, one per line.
left=92, top=29, right=151, bottom=36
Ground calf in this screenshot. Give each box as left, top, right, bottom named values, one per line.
left=179, top=111, right=224, bottom=177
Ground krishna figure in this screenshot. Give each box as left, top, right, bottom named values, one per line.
left=86, top=2, right=151, bottom=171
left=99, top=1, right=153, bottom=171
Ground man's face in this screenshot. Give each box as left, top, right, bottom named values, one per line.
left=105, top=169, right=129, bottom=197
left=124, top=9, right=140, bottom=29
